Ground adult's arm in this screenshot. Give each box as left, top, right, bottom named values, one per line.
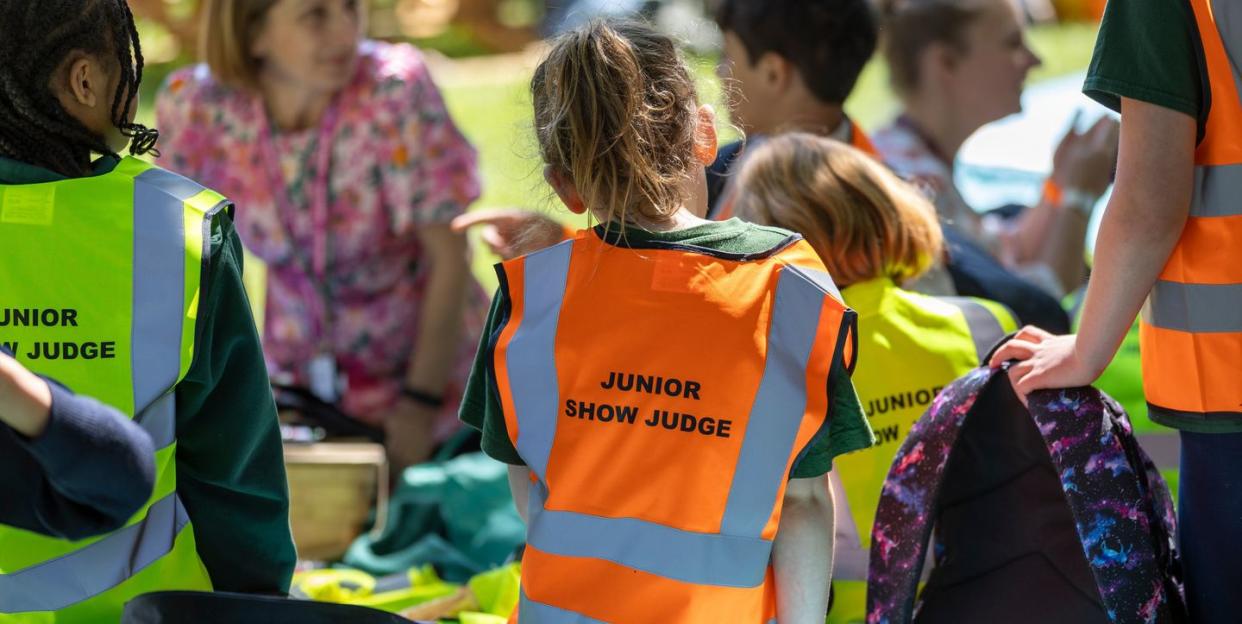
left=0, top=352, right=156, bottom=538
left=174, top=216, right=296, bottom=593
left=1006, top=117, right=1118, bottom=295
left=772, top=475, right=835, bottom=624
left=385, top=224, right=472, bottom=468
left=992, top=98, right=1196, bottom=391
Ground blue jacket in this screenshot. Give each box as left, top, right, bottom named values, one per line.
left=0, top=346, right=155, bottom=539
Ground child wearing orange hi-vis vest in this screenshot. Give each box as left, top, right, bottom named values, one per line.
left=458, top=19, right=875, bottom=624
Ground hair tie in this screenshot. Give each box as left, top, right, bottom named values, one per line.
left=125, top=124, right=160, bottom=158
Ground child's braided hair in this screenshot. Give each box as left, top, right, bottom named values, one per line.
left=0, top=0, right=158, bottom=176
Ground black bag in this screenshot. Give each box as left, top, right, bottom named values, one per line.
left=121, top=591, right=423, bottom=624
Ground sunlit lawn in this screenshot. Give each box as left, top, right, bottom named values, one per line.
left=137, top=21, right=1100, bottom=289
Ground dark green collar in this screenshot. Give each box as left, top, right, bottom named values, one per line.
left=0, top=155, right=121, bottom=184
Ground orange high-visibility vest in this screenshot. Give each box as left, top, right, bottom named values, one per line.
left=493, top=229, right=856, bottom=623
left=1140, top=0, right=1242, bottom=426
left=714, top=120, right=880, bottom=221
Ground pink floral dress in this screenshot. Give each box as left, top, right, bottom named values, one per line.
left=156, top=41, right=487, bottom=440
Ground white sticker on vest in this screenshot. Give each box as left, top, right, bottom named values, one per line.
left=1, top=185, right=55, bottom=226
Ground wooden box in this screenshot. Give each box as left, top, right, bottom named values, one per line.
left=284, top=442, right=389, bottom=562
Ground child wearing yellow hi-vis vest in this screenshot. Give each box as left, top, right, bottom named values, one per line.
left=0, top=1, right=294, bottom=621
left=735, top=133, right=1018, bottom=623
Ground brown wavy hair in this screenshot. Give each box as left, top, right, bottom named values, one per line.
left=531, top=19, right=703, bottom=227
left=734, top=133, right=943, bottom=287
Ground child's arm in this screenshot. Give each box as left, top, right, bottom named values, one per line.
left=0, top=351, right=156, bottom=538
left=507, top=465, right=531, bottom=524
left=0, top=351, right=51, bottom=437
left=772, top=474, right=835, bottom=624
left=173, top=216, right=296, bottom=593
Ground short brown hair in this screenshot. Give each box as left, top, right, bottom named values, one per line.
left=715, top=0, right=877, bottom=105
left=734, top=133, right=943, bottom=287
left=199, top=0, right=279, bottom=91
left=531, top=20, right=703, bottom=227
left=879, top=0, right=991, bottom=95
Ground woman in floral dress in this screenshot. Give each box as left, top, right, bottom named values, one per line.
left=156, top=0, right=486, bottom=468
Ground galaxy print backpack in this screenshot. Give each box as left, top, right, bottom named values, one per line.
left=865, top=366, right=1186, bottom=624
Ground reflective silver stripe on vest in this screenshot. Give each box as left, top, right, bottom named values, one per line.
left=136, top=392, right=177, bottom=450
left=132, top=168, right=198, bottom=439
left=1210, top=0, right=1242, bottom=100
left=939, top=297, right=1005, bottom=364
left=519, top=592, right=608, bottom=624
left=1136, top=433, right=1181, bottom=472
left=0, top=493, right=190, bottom=613
left=721, top=264, right=829, bottom=537
left=1191, top=165, right=1242, bottom=217
left=1143, top=280, right=1242, bottom=333
left=519, top=592, right=777, bottom=624
left=508, top=242, right=574, bottom=479
left=799, top=266, right=843, bottom=301
left=526, top=484, right=772, bottom=588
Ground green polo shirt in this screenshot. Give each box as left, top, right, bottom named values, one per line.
left=1083, top=0, right=1201, bottom=121
left=459, top=218, right=875, bottom=479
left=0, top=156, right=296, bottom=592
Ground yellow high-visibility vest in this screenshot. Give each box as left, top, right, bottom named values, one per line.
left=0, top=157, right=221, bottom=622
left=828, top=277, right=1016, bottom=624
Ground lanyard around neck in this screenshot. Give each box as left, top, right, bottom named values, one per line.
left=255, top=97, right=342, bottom=280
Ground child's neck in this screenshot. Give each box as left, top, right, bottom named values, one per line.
left=601, top=205, right=711, bottom=233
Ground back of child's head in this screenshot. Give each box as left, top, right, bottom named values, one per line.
left=715, top=0, right=878, bottom=106
left=531, top=19, right=702, bottom=226
left=880, top=0, right=995, bottom=95
left=0, top=0, right=154, bottom=176
left=734, top=133, right=943, bottom=287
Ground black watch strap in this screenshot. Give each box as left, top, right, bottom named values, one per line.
left=401, top=386, right=446, bottom=409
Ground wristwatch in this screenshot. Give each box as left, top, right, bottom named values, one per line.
left=400, top=386, right=446, bottom=409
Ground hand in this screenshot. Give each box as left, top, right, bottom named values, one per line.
left=988, top=326, right=1105, bottom=400
left=450, top=208, right=568, bottom=260
left=0, top=352, right=52, bottom=438
left=381, top=399, right=438, bottom=472
left=1051, top=113, right=1120, bottom=198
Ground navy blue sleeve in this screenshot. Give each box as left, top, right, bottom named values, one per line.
left=1, top=380, right=155, bottom=539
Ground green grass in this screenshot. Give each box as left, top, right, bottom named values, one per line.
left=440, top=21, right=1100, bottom=212
left=135, top=21, right=1101, bottom=288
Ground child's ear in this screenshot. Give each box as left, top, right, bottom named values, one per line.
left=694, top=105, right=719, bottom=166
left=60, top=55, right=102, bottom=109
left=757, top=51, right=794, bottom=94
left=544, top=166, right=587, bottom=215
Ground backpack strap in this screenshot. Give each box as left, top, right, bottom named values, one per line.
left=1026, top=388, right=1187, bottom=622
left=865, top=367, right=999, bottom=623
left=866, top=367, right=1187, bottom=623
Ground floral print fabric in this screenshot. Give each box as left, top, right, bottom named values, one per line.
left=156, top=41, right=486, bottom=436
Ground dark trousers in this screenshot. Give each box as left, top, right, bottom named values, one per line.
left=1178, top=430, right=1242, bottom=624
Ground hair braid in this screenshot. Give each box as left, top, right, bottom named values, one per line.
left=0, top=0, right=157, bottom=176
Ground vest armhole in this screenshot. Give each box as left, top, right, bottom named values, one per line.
left=486, top=263, right=516, bottom=427
left=787, top=308, right=859, bottom=477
